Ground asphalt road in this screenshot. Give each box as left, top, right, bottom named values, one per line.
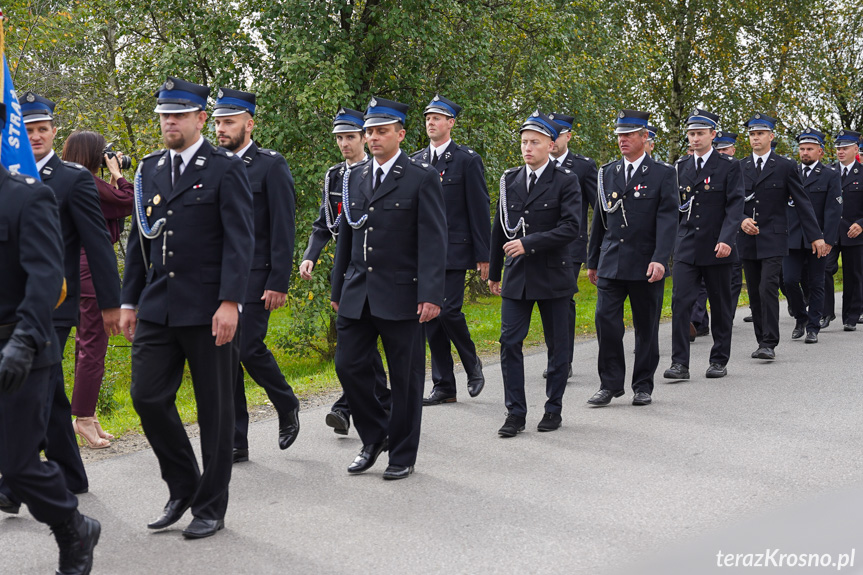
left=4, top=301, right=862, bottom=574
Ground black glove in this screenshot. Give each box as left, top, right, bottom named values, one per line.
left=0, top=332, right=37, bottom=395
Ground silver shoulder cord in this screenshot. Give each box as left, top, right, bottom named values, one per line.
left=676, top=162, right=693, bottom=221
left=341, top=164, right=367, bottom=230
left=498, top=172, right=525, bottom=240
left=322, top=165, right=341, bottom=237
left=595, top=165, right=627, bottom=229
left=133, top=164, right=166, bottom=266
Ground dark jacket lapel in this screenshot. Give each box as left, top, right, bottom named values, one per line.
left=434, top=141, right=457, bottom=175
left=509, top=166, right=529, bottom=204
left=167, top=140, right=211, bottom=202
left=626, top=154, right=651, bottom=192
left=755, top=153, right=777, bottom=185
left=242, top=141, right=258, bottom=167
left=370, top=151, right=408, bottom=202
left=525, top=163, right=554, bottom=207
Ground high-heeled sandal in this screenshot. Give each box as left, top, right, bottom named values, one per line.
left=93, top=420, right=115, bottom=440
left=73, top=418, right=111, bottom=449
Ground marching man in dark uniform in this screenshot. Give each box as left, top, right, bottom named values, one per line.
left=411, top=95, right=490, bottom=406
left=823, top=130, right=863, bottom=331
left=300, top=107, right=391, bottom=436
left=0, top=106, right=101, bottom=574
left=783, top=128, right=841, bottom=343
left=488, top=110, right=581, bottom=437
left=330, top=97, right=446, bottom=480
left=119, top=77, right=254, bottom=538
left=664, top=109, right=744, bottom=381
left=0, top=92, right=121, bottom=512
left=586, top=109, right=677, bottom=407
left=545, top=112, right=596, bottom=380
left=212, top=87, right=300, bottom=463
left=714, top=131, right=747, bottom=314
left=737, top=113, right=826, bottom=360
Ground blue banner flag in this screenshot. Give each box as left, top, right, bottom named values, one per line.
left=1, top=56, right=39, bottom=178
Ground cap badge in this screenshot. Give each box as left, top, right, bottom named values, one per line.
left=165, top=79, right=175, bottom=90
left=26, top=93, right=35, bottom=103
left=338, top=107, right=345, bottom=115
left=549, top=114, right=555, bottom=120
left=532, top=110, right=539, bottom=117
left=369, top=97, right=378, bottom=107
left=839, top=130, right=845, bottom=136
left=692, top=108, right=698, bottom=115
left=218, top=89, right=224, bottom=99
left=433, top=95, right=440, bottom=101
left=755, top=113, right=761, bottom=119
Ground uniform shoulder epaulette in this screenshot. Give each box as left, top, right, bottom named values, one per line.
left=326, top=161, right=345, bottom=174
left=410, top=149, right=424, bottom=157
left=257, top=148, right=281, bottom=158
left=9, top=171, right=39, bottom=185
left=62, top=161, right=85, bottom=170
left=675, top=156, right=689, bottom=164
left=573, top=153, right=593, bottom=163
left=504, top=166, right=520, bottom=174
left=143, top=149, right=166, bottom=160
left=600, top=160, right=616, bottom=169
left=657, top=161, right=672, bottom=167
left=721, top=154, right=733, bottom=161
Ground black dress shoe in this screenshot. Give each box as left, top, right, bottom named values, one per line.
left=542, top=365, right=573, bottom=379
left=278, top=406, right=300, bottom=450
left=467, top=357, right=485, bottom=398
left=182, top=517, right=224, bottom=539
left=382, top=465, right=414, bottom=480
left=52, top=510, right=99, bottom=575
left=805, top=331, right=818, bottom=343
left=498, top=414, right=526, bottom=437
left=753, top=347, right=775, bottom=360
left=820, top=314, right=835, bottom=329
left=587, top=389, right=624, bottom=406
left=537, top=412, right=562, bottom=432
left=663, top=363, right=689, bottom=380
left=422, top=388, right=457, bottom=406
left=743, top=315, right=753, bottom=323
left=232, top=448, right=249, bottom=464
left=347, top=440, right=388, bottom=474
left=791, top=323, right=806, bottom=339
left=844, top=324, right=857, bottom=332
left=705, top=363, right=727, bottom=378
left=632, top=391, right=652, bottom=406
left=0, top=491, right=20, bottom=515
left=325, top=410, right=350, bottom=435
left=147, top=497, right=192, bottom=530
left=695, top=325, right=710, bottom=337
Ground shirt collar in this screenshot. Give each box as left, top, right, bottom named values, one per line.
left=527, top=158, right=551, bottom=181
left=430, top=139, right=451, bottom=159
left=346, top=153, right=368, bottom=168
left=694, top=147, right=713, bottom=165
left=624, top=152, right=647, bottom=174
left=236, top=140, right=254, bottom=159
left=550, top=150, right=569, bottom=166
left=36, top=149, right=55, bottom=172
left=170, top=135, right=205, bottom=169
left=752, top=150, right=771, bottom=165
left=373, top=151, right=400, bottom=181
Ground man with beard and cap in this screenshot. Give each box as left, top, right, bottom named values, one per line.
left=664, top=108, right=744, bottom=382
left=0, top=91, right=121, bottom=513
left=212, top=87, right=300, bottom=463
left=300, top=107, right=391, bottom=436
left=0, top=101, right=101, bottom=575
left=411, top=95, right=490, bottom=407
left=331, top=97, right=446, bottom=480
left=586, top=109, right=677, bottom=407
left=737, top=113, right=826, bottom=360
left=823, top=130, right=863, bottom=331
left=119, top=77, right=254, bottom=538
left=783, top=128, right=841, bottom=344
left=488, top=110, right=580, bottom=437
left=542, top=111, right=596, bottom=381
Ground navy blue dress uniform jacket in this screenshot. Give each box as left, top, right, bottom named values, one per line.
left=302, top=157, right=370, bottom=264
left=239, top=142, right=295, bottom=302
left=587, top=155, right=678, bottom=280
left=489, top=163, right=581, bottom=300
left=41, top=153, right=120, bottom=327
left=673, top=152, right=745, bottom=265
left=557, top=150, right=597, bottom=264
left=836, top=160, right=863, bottom=247
left=411, top=142, right=491, bottom=269
left=123, top=139, right=255, bottom=325
left=788, top=162, right=842, bottom=249
left=737, top=152, right=822, bottom=259
left=0, top=167, right=65, bottom=369
left=331, top=151, right=447, bottom=320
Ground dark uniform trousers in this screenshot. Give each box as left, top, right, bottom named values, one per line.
left=304, top=158, right=391, bottom=416
left=490, top=164, right=581, bottom=415
left=738, top=152, right=823, bottom=348
left=411, top=142, right=490, bottom=395
left=131, top=320, right=238, bottom=520
left=784, top=250, right=826, bottom=331
left=233, top=303, right=299, bottom=449
left=690, top=281, right=710, bottom=328
left=824, top=246, right=863, bottom=325
left=670, top=151, right=744, bottom=367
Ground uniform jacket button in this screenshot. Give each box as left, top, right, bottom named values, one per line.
left=167, top=210, right=173, bottom=216
left=369, top=206, right=375, bottom=212
left=168, top=272, right=175, bottom=278
left=168, top=251, right=174, bottom=257
left=167, top=230, right=174, bottom=236
left=367, top=267, right=373, bottom=272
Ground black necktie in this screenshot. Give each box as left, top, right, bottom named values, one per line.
left=373, top=167, right=384, bottom=191
left=756, top=157, right=763, bottom=175
left=527, top=172, right=537, bottom=194
left=803, top=166, right=811, bottom=180
left=696, top=156, right=704, bottom=175
left=843, top=167, right=849, bottom=178
left=172, top=154, right=183, bottom=188
left=626, top=163, right=633, bottom=185
left=432, top=151, right=439, bottom=167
